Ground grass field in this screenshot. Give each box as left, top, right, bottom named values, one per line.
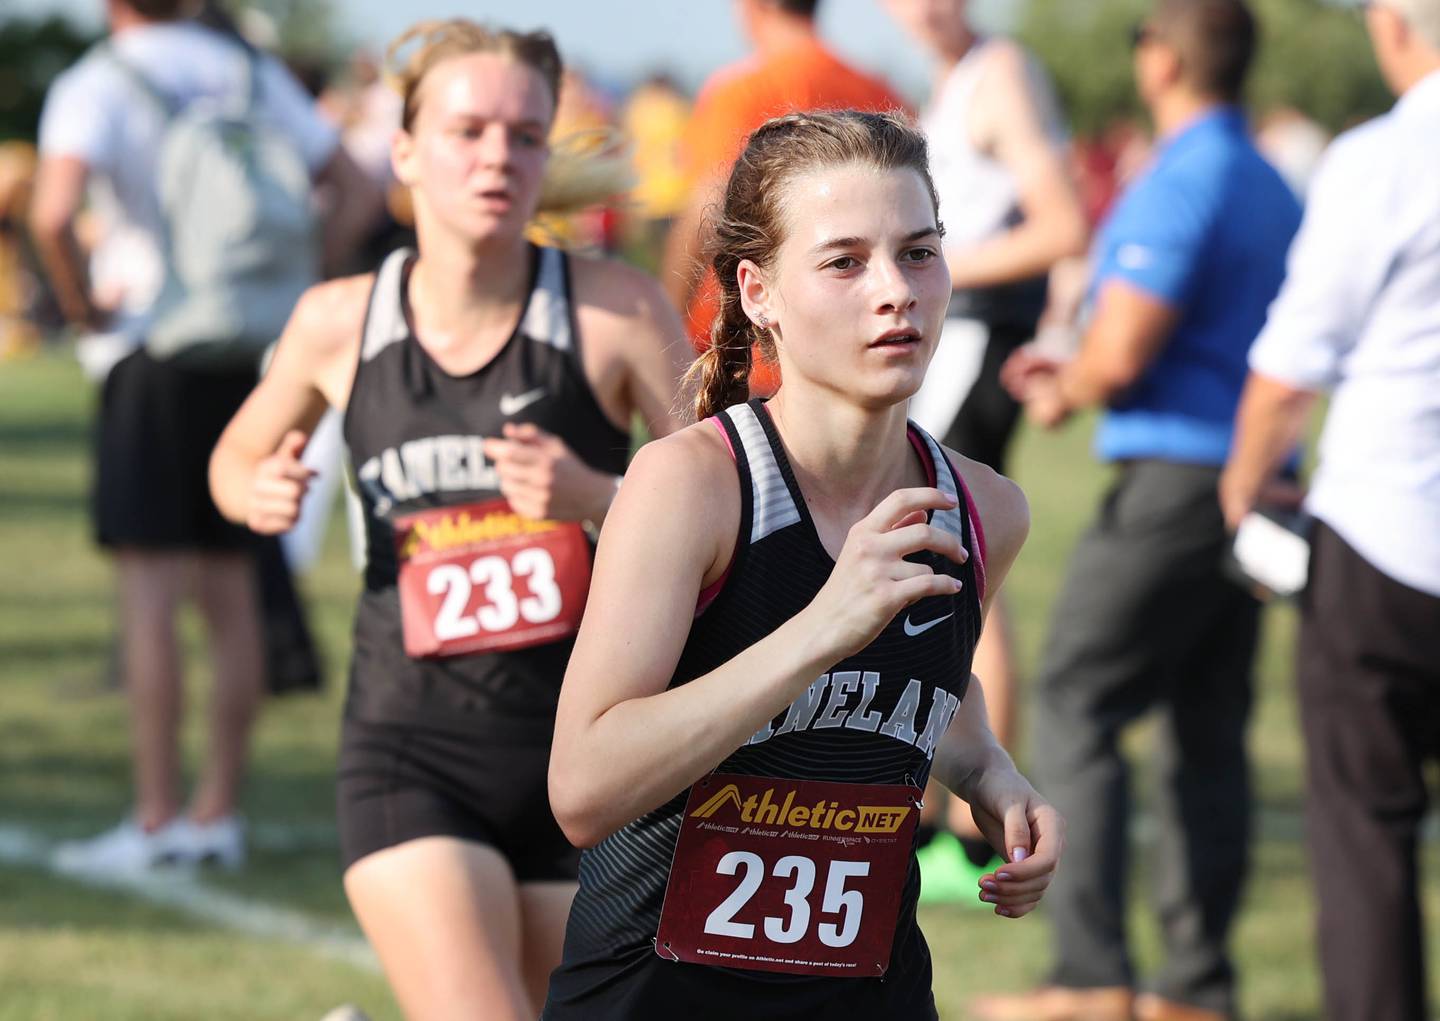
left=1, top=350, right=1436, bottom=1020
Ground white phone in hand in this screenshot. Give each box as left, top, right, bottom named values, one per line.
left=1231, top=508, right=1313, bottom=600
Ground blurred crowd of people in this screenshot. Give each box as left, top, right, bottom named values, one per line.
left=0, top=5, right=1190, bottom=366
left=6, top=1, right=1439, bottom=1020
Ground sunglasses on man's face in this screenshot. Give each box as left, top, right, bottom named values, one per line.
left=1129, top=22, right=1158, bottom=49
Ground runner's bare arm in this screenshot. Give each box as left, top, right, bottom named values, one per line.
left=549, top=426, right=967, bottom=848
left=929, top=450, right=1060, bottom=917
left=571, top=255, right=692, bottom=438
left=942, top=447, right=1029, bottom=622
left=208, top=276, right=369, bottom=531
left=931, top=681, right=1063, bottom=918
left=945, top=42, right=1089, bottom=290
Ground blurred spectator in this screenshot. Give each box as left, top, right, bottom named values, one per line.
left=882, top=0, right=1088, bottom=902
left=982, top=2, right=1301, bottom=1020
left=295, top=51, right=408, bottom=581
left=619, top=73, right=691, bottom=270
left=1071, top=117, right=1154, bottom=228
left=317, top=52, right=395, bottom=184
left=0, top=141, right=42, bottom=358
left=191, top=0, right=334, bottom=700
left=661, top=0, right=902, bottom=394
left=1254, top=105, right=1330, bottom=200
left=28, top=0, right=370, bottom=874
left=1220, top=2, right=1440, bottom=1018
left=316, top=49, right=409, bottom=271
left=537, top=67, right=622, bottom=253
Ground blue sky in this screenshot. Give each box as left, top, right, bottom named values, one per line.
left=8, top=0, right=1017, bottom=99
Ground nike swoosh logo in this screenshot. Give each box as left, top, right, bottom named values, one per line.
left=903, top=612, right=954, bottom=638
left=498, top=388, right=547, bottom=416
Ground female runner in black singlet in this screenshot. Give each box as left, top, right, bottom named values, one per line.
left=210, top=20, right=686, bottom=1021
left=542, top=110, right=1063, bottom=1020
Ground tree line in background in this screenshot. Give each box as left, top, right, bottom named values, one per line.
left=0, top=0, right=1396, bottom=144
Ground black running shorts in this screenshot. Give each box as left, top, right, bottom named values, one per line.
left=94, top=349, right=256, bottom=551
left=337, top=714, right=580, bottom=882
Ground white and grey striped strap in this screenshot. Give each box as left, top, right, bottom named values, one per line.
left=359, top=248, right=412, bottom=362
left=517, top=245, right=573, bottom=352
left=913, top=424, right=966, bottom=545
left=725, top=403, right=801, bottom=545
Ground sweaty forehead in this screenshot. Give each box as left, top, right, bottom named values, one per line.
left=418, top=53, right=555, bottom=125
left=775, top=163, right=937, bottom=253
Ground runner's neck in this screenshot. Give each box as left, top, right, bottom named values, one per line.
left=765, top=390, right=921, bottom=522
left=406, top=235, right=533, bottom=355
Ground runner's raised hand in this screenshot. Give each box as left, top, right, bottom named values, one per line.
left=483, top=422, right=619, bottom=523
left=246, top=430, right=315, bottom=534
left=802, top=487, right=969, bottom=662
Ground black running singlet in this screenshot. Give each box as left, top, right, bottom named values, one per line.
left=343, top=246, right=630, bottom=729
left=544, top=400, right=984, bottom=1021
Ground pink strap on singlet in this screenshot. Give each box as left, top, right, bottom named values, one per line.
left=694, top=418, right=737, bottom=617
left=906, top=429, right=987, bottom=604
left=961, top=479, right=988, bottom=604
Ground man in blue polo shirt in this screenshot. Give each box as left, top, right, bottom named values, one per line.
left=972, top=3, right=1301, bottom=1021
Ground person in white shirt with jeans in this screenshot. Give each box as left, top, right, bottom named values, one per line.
left=1220, top=2, right=1440, bottom=1018
left=29, top=0, right=372, bottom=874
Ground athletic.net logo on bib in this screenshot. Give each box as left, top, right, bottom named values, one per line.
left=393, top=499, right=591, bottom=658
left=656, top=773, right=919, bottom=977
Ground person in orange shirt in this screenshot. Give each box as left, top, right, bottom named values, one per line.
left=661, top=0, right=904, bottom=394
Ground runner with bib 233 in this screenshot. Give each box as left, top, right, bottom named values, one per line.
left=543, top=110, right=1063, bottom=1021
left=209, top=20, right=687, bottom=1021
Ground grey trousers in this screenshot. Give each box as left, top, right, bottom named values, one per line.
left=1032, top=461, right=1258, bottom=1016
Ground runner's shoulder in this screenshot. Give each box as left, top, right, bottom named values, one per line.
left=568, top=251, right=679, bottom=347
left=283, top=273, right=373, bottom=363
left=631, top=418, right=735, bottom=492
left=623, top=420, right=739, bottom=536
left=569, top=252, right=674, bottom=322
left=942, top=447, right=1029, bottom=563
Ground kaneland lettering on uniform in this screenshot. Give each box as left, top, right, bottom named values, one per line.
left=746, top=671, right=963, bottom=759
left=356, top=434, right=498, bottom=517
left=688, top=781, right=910, bottom=835
left=399, top=507, right=559, bottom=560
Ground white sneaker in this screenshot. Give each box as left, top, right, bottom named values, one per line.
left=318, top=1007, right=373, bottom=1021
left=51, top=817, right=188, bottom=876
left=169, top=815, right=246, bottom=870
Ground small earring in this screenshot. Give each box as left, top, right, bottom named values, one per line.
left=756, top=314, right=769, bottom=330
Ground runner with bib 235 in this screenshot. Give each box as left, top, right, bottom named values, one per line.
left=209, top=20, right=687, bottom=1021
left=543, top=109, right=1064, bottom=1021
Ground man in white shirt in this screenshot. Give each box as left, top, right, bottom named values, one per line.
left=1220, top=3, right=1440, bottom=1018
left=28, top=0, right=370, bottom=874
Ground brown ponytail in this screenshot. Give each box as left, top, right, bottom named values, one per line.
left=685, top=109, right=939, bottom=421
left=688, top=323, right=757, bottom=423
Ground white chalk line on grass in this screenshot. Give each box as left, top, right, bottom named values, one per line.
left=0, top=824, right=378, bottom=973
